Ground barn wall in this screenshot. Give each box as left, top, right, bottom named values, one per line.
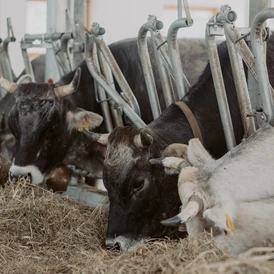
left=0, top=0, right=269, bottom=77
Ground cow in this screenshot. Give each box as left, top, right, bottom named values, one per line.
left=0, top=37, right=208, bottom=188
left=154, top=120, right=274, bottom=255
left=0, top=68, right=104, bottom=184
left=83, top=34, right=274, bottom=251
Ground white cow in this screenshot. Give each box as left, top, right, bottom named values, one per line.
left=150, top=120, right=274, bottom=255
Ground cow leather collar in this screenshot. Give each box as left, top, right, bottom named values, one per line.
left=175, top=101, right=203, bottom=144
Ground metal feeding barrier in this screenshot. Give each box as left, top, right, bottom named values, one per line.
left=21, top=9, right=77, bottom=82
left=137, top=0, right=194, bottom=118
left=205, top=3, right=274, bottom=151
left=85, top=32, right=146, bottom=129
left=0, top=18, right=16, bottom=99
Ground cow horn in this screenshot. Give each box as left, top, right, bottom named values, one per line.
left=0, top=77, right=17, bottom=93
left=133, top=129, right=153, bottom=149
left=149, top=158, right=164, bottom=166
left=54, top=67, right=81, bottom=98
left=83, top=129, right=110, bottom=145
left=161, top=195, right=204, bottom=227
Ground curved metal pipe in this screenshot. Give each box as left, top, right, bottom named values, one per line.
left=137, top=15, right=162, bottom=119
left=250, top=8, right=274, bottom=121
left=167, top=18, right=193, bottom=100
left=94, top=36, right=141, bottom=117
left=85, top=34, right=146, bottom=129
left=205, top=26, right=236, bottom=150
left=224, top=23, right=256, bottom=137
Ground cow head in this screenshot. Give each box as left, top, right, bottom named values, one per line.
left=0, top=68, right=103, bottom=185
left=84, top=126, right=183, bottom=251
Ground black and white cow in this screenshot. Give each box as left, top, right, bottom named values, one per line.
left=156, top=120, right=274, bottom=255
left=85, top=34, right=274, bottom=251
left=0, top=68, right=103, bottom=184
left=0, top=37, right=208, bottom=186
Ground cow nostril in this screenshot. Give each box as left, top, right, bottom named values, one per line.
left=9, top=171, right=18, bottom=182
left=9, top=172, right=32, bottom=183
left=105, top=238, right=121, bottom=250
left=106, top=242, right=121, bottom=251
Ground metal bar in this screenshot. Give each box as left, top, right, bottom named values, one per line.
left=167, top=8, right=193, bottom=100
left=85, top=34, right=146, bottom=128
left=23, top=33, right=64, bottom=43
left=224, top=23, right=256, bottom=137
left=94, top=34, right=141, bottom=117
left=92, top=42, right=114, bottom=133
left=247, top=0, right=269, bottom=114
left=177, top=0, right=182, bottom=19
left=69, top=0, right=86, bottom=69
left=98, top=50, right=124, bottom=127
left=137, top=15, right=162, bottom=119
left=205, top=26, right=236, bottom=150
left=250, top=7, right=274, bottom=122
left=46, top=0, right=68, bottom=82
left=21, top=48, right=35, bottom=81
left=151, top=32, right=174, bottom=107
left=0, top=18, right=16, bottom=82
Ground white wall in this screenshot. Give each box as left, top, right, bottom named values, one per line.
left=0, top=0, right=270, bottom=77
left=91, top=0, right=165, bottom=44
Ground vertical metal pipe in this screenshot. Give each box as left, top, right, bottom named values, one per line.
left=94, top=36, right=141, bottom=117
left=92, top=42, right=113, bottom=132
left=98, top=50, right=123, bottom=127
left=205, top=28, right=236, bottom=150
left=85, top=34, right=146, bottom=128
left=46, top=0, right=68, bottom=82
left=250, top=7, right=274, bottom=121
left=151, top=32, right=174, bottom=107
left=21, top=48, right=35, bottom=81
left=247, top=0, right=269, bottom=111
left=137, top=16, right=162, bottom=119
left=224, top=24, right=256, bottom=137
left=70, top=0, right=86, bottom=69
left=167, top=19, right=189, bottom=100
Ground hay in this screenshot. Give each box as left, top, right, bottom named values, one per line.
left=0, top=154, right=11, bottom=184
left=0, top=178, right=274, bottom=273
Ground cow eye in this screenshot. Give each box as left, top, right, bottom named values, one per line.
left=133, top=180, right=144, bottom=193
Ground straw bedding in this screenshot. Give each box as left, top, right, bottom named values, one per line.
left=0, top=156, right=274, bottom=274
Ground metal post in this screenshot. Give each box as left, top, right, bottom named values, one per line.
left=94, top=32, right=141, bottom=117
left=68, top=0, right=86, bottom=69
left=167, top=0, right=193, bottom=100
left=138, top=15, right=163, bottom=119
left=92, top=41, right=114, bottom=133
left=205, top=7, right=238, bottom=150
left=247, top=0, right=269, bottom=114
left=224, top=23, right=256, bottom=137
left=46, top=0, right=68, bottom=82
left=250, top=7, right=274, bottom=122
left=150, top=32, right=174, bottom=108
left=85, top=34, right=146, bottom=129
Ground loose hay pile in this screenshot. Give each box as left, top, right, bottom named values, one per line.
left=0, top=154, right=11, bottom=184
left=0, top=180, right=274, bottom=273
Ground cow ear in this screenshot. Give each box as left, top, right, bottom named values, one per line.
left=133, top=129, right=153, bottom=149
left=16, top=74, right=33, bottom=84
left=187, top=138, right=214, bottom=168
left=66, top=107, right=103, bottom=131
left=161, top=143, right=188, bottom=159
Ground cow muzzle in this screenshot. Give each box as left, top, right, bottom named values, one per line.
left=105, top=236, right=143, bottom=252
left=9, top=163, right=44, bottom=185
